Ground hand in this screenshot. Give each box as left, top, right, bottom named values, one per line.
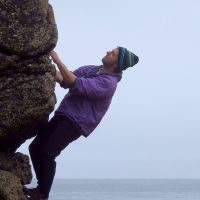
left=49, top=50, right=62, bottom=65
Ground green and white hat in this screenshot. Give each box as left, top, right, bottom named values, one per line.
left=117, top=47, right=139, bottom=71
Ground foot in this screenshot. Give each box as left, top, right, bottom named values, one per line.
left=26, top=192, right=48, bottom=200
left=23, top=186, right=39, bottom=197
left=23, top=186, right=48, bottom=200
left=26, top=195, right=48, bottom=200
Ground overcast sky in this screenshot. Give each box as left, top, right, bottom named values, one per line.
left=19, top=0, right=200, bottom=179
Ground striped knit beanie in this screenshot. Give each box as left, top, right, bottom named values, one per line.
left=117, top=47, right=139, bottom=71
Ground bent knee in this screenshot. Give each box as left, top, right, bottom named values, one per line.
left=29, top=141, right=39, bottom=154
left=40, top=146, right=61, bottom=161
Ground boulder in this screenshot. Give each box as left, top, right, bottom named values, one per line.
left=0, top=0, right=58, bottom=58
left=0, top=152, right=32, bottom=185
left=0, top=0, right=58, bottom=199
left=0, top=52, right=56, bottom=152
left=0, top=170, right=27, bottom=200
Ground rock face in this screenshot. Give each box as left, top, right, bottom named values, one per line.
left=0, top=152, right=31, bottom=200
left=0, top=152, right=32, bottom=185
left=0, top=170, right=27, bottom=200
left=0, top=0, right=57, bottom=58
left=0, top=0, right=58, bottom=199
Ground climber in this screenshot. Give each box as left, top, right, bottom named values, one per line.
left=24, top=47, right=139, bottom=200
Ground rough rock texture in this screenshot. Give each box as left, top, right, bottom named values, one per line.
left=0, top=152, right=32, bottom=199
left=0, top=0, right=57, bottom=58
left=0, top=152, right=32, bottom=185
left=0, top=0, right=58, bottom=199
left=0, top=0, right=58, bottom=152
left=0, top=170, right=27, bottom=200
left=0, top=53, right=56, bottom=152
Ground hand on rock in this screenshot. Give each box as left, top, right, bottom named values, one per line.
left=49, top=50, right=62, bottom=65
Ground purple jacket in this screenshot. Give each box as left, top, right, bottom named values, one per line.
left=55, top=65, right=122, bottom=137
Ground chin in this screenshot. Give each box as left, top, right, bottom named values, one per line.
left=102, top=57, right=106, bottom=65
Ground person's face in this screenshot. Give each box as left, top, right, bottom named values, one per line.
left=102, top=48, right=119, bottom=68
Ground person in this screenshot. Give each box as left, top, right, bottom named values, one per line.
left=24, top=47, right=139, bottom=200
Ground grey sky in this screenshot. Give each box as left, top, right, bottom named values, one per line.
left=19, top=0, right=200, bottom=178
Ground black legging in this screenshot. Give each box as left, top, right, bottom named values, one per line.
left=29, top=115, right=81, bottom=198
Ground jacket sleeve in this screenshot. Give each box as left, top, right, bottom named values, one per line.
left=59, top=81, right=70, bottom=89
left=73, top=65, right=94, bottom=77
left=70, top=76, right=117, bottom=100
left=59, top=66, right=93, bottom=89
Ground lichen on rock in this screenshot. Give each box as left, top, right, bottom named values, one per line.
left=0, top=0, right=58, bottom=199
left=0, top=170, right=27, bottom=200
left=0, top=53, right=56, bottom=151
left=0, top=0, right=57, bottom=58
left=0, top=152, right=32, bottom=185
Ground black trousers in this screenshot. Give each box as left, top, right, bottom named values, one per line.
left=29, top=115, right=81, bottom=197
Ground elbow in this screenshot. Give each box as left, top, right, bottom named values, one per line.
left=68, top=77, right=78, bottom=88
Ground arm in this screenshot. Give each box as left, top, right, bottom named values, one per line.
left=70, top=76, right=117, bottom=100
left=55, top=70, right=63, bottom=84
left=50, top=50, right=77, bottom=87
left=54, top=70, right=69, bottom=89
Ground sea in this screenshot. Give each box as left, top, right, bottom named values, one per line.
left=29, top=179, right=200, bottom=200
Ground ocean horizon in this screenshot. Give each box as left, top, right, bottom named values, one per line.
left=27, top=178, right=200, bottom=200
